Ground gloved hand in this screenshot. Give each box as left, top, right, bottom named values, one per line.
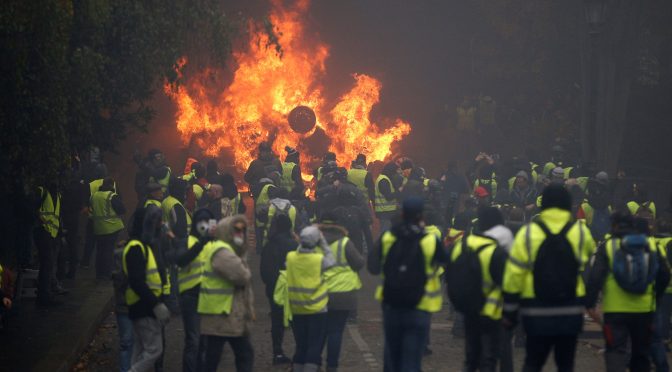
left=153, top=303, right=171, bottom=325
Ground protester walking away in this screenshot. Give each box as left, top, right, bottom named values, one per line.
left=577, top=172, right=612, bottom=242
left=123, top=206, right=171, bottom=372
left=374, top=162, right=401, bottom=234
left=279, top=146, right=305, bottom=200
left=347, top=154, right=375, bottom=202
left=626, top=183, right=656, bottom=231
left=318, top=211, right=365, bottom=372
left=586, top=213, right=670, bottom=372
left=262, top=188, right=297, bottom=247
left=197, top=215, right=255, bottom=372
left=91, top=177, right=126, bottom=280
left=259, top=214, right=296, bottom=366
left=368, top=196, right=447, bottom=372
left=82, top=163, right=109, bottom=269
left=502, top=184, right=596, bottom=372
left=285, top=225, right=335, bottom=372
left=446, top=207, right=508, bottom=372
left=59, top=165, right=87, bottom=279
left=399, top=167, right=426, bottom=201
left=173, top=208, right=216, bottom=372
left=244, top=142, right=282, bottom=188
left=253, top=177, right=278, bottom=253
left=33, top=183, right=62, bottom=307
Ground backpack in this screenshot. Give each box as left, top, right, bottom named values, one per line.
left=382, top=234, right=427, bottom=308
left=445, top=235, right=492, bottom=314
left=268, top=202, right=293, bottom=236
left=612, top=234, right=659, bottom=294
left=532, top=221, right=580, bottom=304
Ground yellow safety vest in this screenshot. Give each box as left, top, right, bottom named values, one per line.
left=177, top=236, right=207, bottom=293
left=627, top=201, right=657, bottom=220
left=347, top=168, right=368, bottom=195
left=425, top=225, right=442, bottom=240
left=503, top=209, right=594, bottom=317
left=474, top=177, right=497, bottom=200
left=197, top=241, right=236, bottom=315
left=162, top=195, right=192, bottom=234
left=602, top=237, right=657, bottom=313
left=37, top=186, right=61, bottom=238
left=122, top=240, right=162, bottom=305
left=374, top=175, right=397, bottom=213
left=152, top=166, right=171, bottom=192
left=255, top=184, right=275, bottom=227
left=318, top=237, right=362, bottom=293
left=656, top=236, right=672, bottom=294
left=89, top=179, right=104, bottom=195
left=375, top=232, right=443, bottom=313
left=286, top=250, right=329, bottom=315
left=90, top=190, right=124, bottom=235
left=579, top=201, right=612, bottom=226
left=451, top=235, right=502, bottom=320
left=279, top=162, right=297, bottom=192
left=144, top=199, right=162, bottom=209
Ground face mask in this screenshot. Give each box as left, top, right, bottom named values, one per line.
left=196, top=221, right=210, bottom=237
left=233, top=236, right=244, bottom=246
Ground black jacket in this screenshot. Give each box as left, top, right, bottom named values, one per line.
left=260, top=230, right=297, bottom=296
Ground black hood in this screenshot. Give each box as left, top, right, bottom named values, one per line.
left=191, top=208, right=215, bottom=236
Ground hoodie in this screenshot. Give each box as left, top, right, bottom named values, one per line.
left=483, top=225, right=514, bottom=252
left=201, top=215, right=255, bottom=337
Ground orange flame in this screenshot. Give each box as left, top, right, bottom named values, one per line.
left=164, top=0, right=410, bottom=178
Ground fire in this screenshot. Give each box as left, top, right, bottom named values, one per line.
left=164, top=0, right=411, bottom=179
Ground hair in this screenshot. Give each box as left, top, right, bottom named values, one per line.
left=477, top=207, right=504, bottom=232
left=540, top=184, right=572, bottom=211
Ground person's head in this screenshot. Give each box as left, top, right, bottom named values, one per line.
left=168, top=177, right=187, bottom=201
left=191, top=208, right=215, bottom=237
left=323, top=152, right=336, bottom=163
left=319, top=210, right=341, bottom=225
left=207, top=184, right=223, bottom=200
left=216, top=215, right=248, bottom=251
left=129, top=207, right=146, bottom=240
left=399, top=159, right=414, bottom=178
left=258, top=142, right=273, bottom=161
left=334, top=167, right=348, bottom=182
left=270, top=187, right=289, bottom=200
left=382, top=162, right=399, bottom=177
left=409, top=167, right=424, bottom=181
left=477, top=206, right=505, bottom=232
left=146, top=182, right=163, bottom=200
left=191, top=162, right=206, bottom=179
left=285, top=146, right=299, bottom=164
left=299, top=225, right=323, bottom=250
left=354, top=154, right=367, bottom=167
left=93, top=163, right=108, bottom=180
left=479, top=165, right=494, bottom=180
left=148, top=149, right=165, bottom=167
left=206, top=159, right=219, bottom=176
left=550, top=167, right=565, bottom=184
left=610, top=210, right=634, bottom=238
left=514, top=171, right=529, bottom=189
left=100, top=177, right=115, bottom=192
left=402, top=196, right=424, bottom=224
left=540, top=183, right=572, bottom=211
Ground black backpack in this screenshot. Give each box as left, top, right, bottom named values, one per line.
left=532, top=221, right=581, bottom=304
left=446, top=235, right=492, bottom=314
left=383, top=234, right=427, bottom=308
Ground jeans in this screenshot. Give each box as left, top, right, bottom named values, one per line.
left=292, top=313, right=328, bottom=368
left=130, top=317, right=163, bottom=372
left=95, top=232, right=119, bottom=279
left=522, top=334, right=578, bottom=372
left=33, top=228, right=55, bottom=302
left=197, top=334, right=254, bottom=372
left=604, top=312, right=654, bottom=372
left=179, top=288, right=200, bottom=372
left=382, top=304, right=431, bottom=372
left=265, top=290, right=286, bottom=355
left=463, top=315, right=501, bottom=372
left=326, top=310, right=349, bottom=368
left=116, top=312, right=134, bottom=372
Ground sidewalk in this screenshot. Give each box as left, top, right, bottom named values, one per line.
left=0, top=268, right=113, bottom=372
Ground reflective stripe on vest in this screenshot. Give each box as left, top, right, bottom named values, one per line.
left=122, top=240, right=162, bottom=305
left=177, top=235, right=206, bottom=293
left=374, top=175, right=397, bottom=213
left=347, top=168, right=368, bottom=194
left=322, top=237, right=362, bottom=293
left=144, top=199, right=162, bottom=209
left=375, top=232, right=442, bottom=313
left=602, top=238, right=656, bottom=313
left=197, top=241, right=236, bottom=315
left=255, top=184, right=275, bottom=227
left=91, top=191, right=124, bottom=235
left=38, top=186, right=61, bottom=238
left=286, top=251, right=328, bottom=315
left=279, top=162, right=296, bottom=192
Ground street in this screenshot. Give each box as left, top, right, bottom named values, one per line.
left=75, top=253, right=611, bottom=372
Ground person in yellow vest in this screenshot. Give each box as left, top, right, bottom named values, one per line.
left=143, top=183, right=163, bottom=209
left=318, top=212, right=365, bottom=371
left=586, top=213, right=670, bottom=372
left=347, top=154, right=375, bottom=202
left=367, top=196, right=447, bottom=372
left=286, top=225, right=336, bottom=372
left=33, top=183, right=62, bottom=307
left=313, top=152, right=337, bottom=184
left=82, top=163, right=111, bottom=269
left=173, top=208, right=215, bottom=372
left=626, top=183, right=656, bottom=230
left=473, top=165, right=498, bottom=202
left=253, top=178, right=277, bottom=253
left=123, top=206, right=171, bottom=372
left=261, top=188, right=297, bottom=247
left=197, top=215, right=255, bottom=371
left=375, top=162, right=401, bottom=233
left=502, top=184, right=595, bottom=372
left=280, top=146, right=305, bottom=199
left=90, top=177, right=126, bottom=280
left=448, top=207, right=509, bottom=372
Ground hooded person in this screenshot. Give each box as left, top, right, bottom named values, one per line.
left=174, top=208, right=216, bottom=372
left=123, top=205, right=171, bottom=372
left=318, top=211, right=365, bottom=371
left=244, top=142, right=282, bottom=188
left=280, top=146, right=305, bottom=199
left=347, top=154, right=375, bottom=201
left=260, top=213, right=297, bottom=365
left=197, top=214, right=255, bottom=372
left=374, top=162, right=401, bottom=232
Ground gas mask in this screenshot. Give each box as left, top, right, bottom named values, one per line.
left=196, top=220, right=215, bottom=238
left=232, top=224, right=246, bottom=247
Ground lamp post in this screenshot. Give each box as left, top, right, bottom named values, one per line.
left=582, top=0, right=608, bottom=168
